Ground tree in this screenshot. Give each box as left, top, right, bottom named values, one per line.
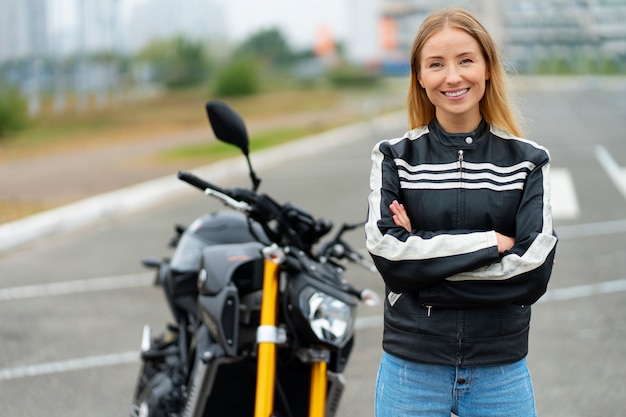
left=234, top=28, right=294, bottom=69
left=137, top=36, right=211, bottom=88
left=213, top=55, right=260, bottom=97
left=0, top=80, right=27, bottom=138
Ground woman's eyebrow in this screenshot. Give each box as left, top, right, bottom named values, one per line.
left=423, top=51, right=478, bottom=60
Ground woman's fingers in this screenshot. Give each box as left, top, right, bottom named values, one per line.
left=390, top=200, right=411, bottom=232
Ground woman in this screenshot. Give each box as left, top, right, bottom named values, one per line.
left=365, top=7, right=557, bottom=417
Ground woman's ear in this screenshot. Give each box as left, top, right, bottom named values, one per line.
left=417, top=73, right=424, bottom=88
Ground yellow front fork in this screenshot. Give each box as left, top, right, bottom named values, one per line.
left=309, top=360, right=328, bottom=417
left=254, top=245, right=329, bottom=417
left=254, top=247, right=282, bottom=417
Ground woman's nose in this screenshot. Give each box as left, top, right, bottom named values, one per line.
left=445, top=66, right=462, bottom=84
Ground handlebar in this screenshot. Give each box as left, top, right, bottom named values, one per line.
left=178, top=170, right=226, bottom=195
left=177, top=170, right=331, bottom=252
left=178, top=170, right=252, bottom=211
left=178, top=169, right=379, bottom=304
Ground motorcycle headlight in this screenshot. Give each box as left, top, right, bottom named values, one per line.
left=298, top=286, right=355, bottom=348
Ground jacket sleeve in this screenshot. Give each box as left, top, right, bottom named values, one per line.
left=365, top=140, right=501, bottom=294
left=436, top=153, right=558, bottom=306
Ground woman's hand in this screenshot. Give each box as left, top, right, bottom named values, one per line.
left=390, top=199, right=514, bottom=253
left=390, top=200, right=412, bottom=232
left=496, top=232, right=515, bottom=253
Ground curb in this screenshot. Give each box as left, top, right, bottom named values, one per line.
left=0, top=111, right=405, bottom=255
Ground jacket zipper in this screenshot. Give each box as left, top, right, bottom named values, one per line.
left=421, top=151, right=465, bottom=320
left=457, top=150, right=464, bottom=229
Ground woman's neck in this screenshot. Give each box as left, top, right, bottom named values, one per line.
left=436, top=111, right=482, bottom=133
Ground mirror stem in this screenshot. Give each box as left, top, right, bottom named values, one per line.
left=246, top=155, right=261, bottom=191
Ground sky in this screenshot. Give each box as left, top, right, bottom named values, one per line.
left=176, top=0, right=378, bottom=59
left=217, top=0, right=350, bottom=48
left=47, top=0, right=380, bottom=60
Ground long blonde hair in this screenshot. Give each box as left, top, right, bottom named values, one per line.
left=407, top=7, right=523, bottom=137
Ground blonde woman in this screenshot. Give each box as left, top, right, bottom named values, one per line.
left=365, top=7, right=557, bottom=416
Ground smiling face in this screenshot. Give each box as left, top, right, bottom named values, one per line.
left=417, top=27, right=490, bottom=133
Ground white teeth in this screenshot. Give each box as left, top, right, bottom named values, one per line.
left=444, top=89, right=468, bottom=97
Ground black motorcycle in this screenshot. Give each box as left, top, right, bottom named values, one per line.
left=130, top=100, right=378, bottom=417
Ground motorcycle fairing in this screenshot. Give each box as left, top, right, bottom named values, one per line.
left=198, top=242, right=265, bottom=296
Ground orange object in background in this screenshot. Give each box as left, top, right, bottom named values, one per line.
left=314, top=24, right=336, bottom=57
left=380, top=16, right=398, bottom=50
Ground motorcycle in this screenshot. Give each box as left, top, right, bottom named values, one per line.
left=130, top=100, right=378, bottom=417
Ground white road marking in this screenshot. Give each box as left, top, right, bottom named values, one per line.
left=1, top=277, right=625, bottom=381
left=596, top=145, right=626, bottom=200
left=556, top=218, right=626, bottom=239
left=0, top=352, right=139, bottom=381
left=0, top=272, right=154, bottom=301
left=551, top=167, right=580, bottom=219
left=537, top=278, right=626, bottom=304
left=1, top=216, right=621, bottom=308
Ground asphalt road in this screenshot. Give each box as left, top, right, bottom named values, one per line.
left=1, top=81, right=626, bottom=416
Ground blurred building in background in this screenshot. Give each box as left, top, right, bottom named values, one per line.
left=0, top=0, right=225, bottom=60
left=502, top=0, right=626, bottom=73
left=0, top=0, right=48, bottom=114
left=2, top=0, right=626, bottom=70
left=1, top=0, right=625, bottom=115
left=123, top=0, right=226, bottom=52
left=378, top=0, right=626, bottom=74
left=0, top=0, right=47, bottom=62
left=0, top=0, right=225, bottom=114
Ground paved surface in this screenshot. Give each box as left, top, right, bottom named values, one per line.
left=1, top=77, right=626, bottom=417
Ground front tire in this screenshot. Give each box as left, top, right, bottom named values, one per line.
left=130, top=331, right=185, bottom=417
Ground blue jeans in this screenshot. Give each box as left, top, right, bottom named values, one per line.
left=375, top=352, right=537, bottom=417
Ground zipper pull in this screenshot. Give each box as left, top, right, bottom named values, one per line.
left=425, top=305, right=432, bottom=317
left=458, top=150, right=464, bottom=185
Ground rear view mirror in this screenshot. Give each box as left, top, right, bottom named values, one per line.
left=205, top=100, right=250, bottom=156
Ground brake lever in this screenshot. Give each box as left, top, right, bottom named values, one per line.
left=346, top=250, right=378, bottom=273
left=205, top=188, right=251, bottom=211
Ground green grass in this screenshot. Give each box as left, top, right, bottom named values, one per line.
left=0, top=87, right=342, bottom=158
left=158, top=139, right=239, bottom=162
left=158, top=125, right=325, bottom=162
left=0, top=78, right=406, bottom=162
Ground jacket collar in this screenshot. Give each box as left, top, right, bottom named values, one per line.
left=428, top=117, right=489, bottom=149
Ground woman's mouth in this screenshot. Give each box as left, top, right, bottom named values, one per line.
left=443, top=88, right=469, bottom=98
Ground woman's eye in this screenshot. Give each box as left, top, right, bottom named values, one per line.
left=429, top=62, right=443, bottom=68
left=460, top=58, right=474, bottom=64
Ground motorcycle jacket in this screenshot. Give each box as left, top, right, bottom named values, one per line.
left=365, top=118, right=558, bottom=367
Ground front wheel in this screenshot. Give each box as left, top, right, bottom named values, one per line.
left=130, top=331, right=185, bottom=417
left=130, top=368, right=179, bottom=417
left=130, top=359, right=159, bottom=411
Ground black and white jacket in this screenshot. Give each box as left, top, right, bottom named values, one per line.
left=365, top=118, right=558, bottom=367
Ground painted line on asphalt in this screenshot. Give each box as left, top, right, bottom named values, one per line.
left=1, top=209, right=625, bottom=303
left=551, top=168, right=580, bottom=220
left=596, top=145, right=626, bottom=201
left=0, top=317, right=382, bottom=381
left=0, top=351, right=139, bottom=381
left=556, top=218, right=626, bottom=239
left=537, top=278, right=626, bottom=304
left=0, top=272, right=154, bottom=301
left=1, top=277, right=625, bottom=381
